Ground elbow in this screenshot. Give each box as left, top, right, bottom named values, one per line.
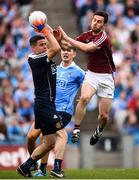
left=48, top=45, right=61, bottom=59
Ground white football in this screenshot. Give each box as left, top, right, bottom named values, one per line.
left=29, top=11, right=47, bottom=27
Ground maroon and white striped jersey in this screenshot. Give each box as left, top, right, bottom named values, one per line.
left=76, top=30, right=116, bottom=74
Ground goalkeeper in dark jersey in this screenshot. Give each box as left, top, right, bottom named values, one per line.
left=16, top=19, right=71, bottom=177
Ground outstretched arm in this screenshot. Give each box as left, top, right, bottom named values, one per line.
left=59, top=26, right=98, bottom=52
left=32, top=20, right=61, bottom=59
left=43, top=28, right=61, bottom=59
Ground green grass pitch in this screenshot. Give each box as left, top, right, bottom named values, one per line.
left=0, top=169, right=139, bottom=179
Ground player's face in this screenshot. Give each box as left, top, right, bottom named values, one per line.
left=61, top=48, right=76, bottom=63
left=32, top=39, right=48, bottom=54
left=91, top=15, right=105, bottom=33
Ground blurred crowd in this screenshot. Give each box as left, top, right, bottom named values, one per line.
left=0, top=0, right=35, bottom=144
left=72, top=0, right=139, bottom=145
left=0, top=0, right=139, bottom=146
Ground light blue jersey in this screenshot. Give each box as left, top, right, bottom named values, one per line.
left=55, top=62, right=85, bottom=115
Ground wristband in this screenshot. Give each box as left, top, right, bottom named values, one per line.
left=41, top=27, right=50, bottom=36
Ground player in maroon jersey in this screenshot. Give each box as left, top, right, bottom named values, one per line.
left=59, top=11, right=116, bottom=145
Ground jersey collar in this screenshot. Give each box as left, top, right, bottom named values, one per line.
left=28, top=52, right=47, bottom=59
left=60, top=61, right=75, bottom=69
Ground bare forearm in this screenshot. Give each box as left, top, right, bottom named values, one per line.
left=47, top=32, right=60, bottom=52
left=42, top=28, right=61, bottom=59
left=65, top=36, right=97, bottom=52
left=59, top=26, right=98, bottom=52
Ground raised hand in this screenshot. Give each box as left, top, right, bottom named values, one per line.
left=32, top=18, right=45, bottom=32
left=58, top=26, right=68, bottom=40
left=53, top=29, right=62, bottom=42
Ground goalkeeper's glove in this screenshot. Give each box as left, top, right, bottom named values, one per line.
left=32, top=19, right=45, bottom=32
left=32, top=19, right=50, bottom=36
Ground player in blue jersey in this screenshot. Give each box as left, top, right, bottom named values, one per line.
left=26, top=40, right=85, bottom=178
left=16, top=22, right=72, bottom=177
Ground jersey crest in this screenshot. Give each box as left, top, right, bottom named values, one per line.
left=51, top=64, right=57, bottom=75
left=56, top=79, right=67, bottom=89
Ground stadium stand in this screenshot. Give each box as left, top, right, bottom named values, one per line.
left=0, top=0, right=139, bottom=168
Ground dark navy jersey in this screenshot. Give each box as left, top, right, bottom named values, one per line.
left=28, top=53, right=57, bottom=104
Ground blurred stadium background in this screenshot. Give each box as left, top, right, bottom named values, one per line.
left=0, top=0, right=139, bottom=172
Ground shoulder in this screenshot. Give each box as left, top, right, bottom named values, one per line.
left=76, top=30, right=92, bottom=42
left=72, top=63, right=85, bottom=76
left=28, top=52, right=48, bottom=59
left=28, top=53, right=51, bottom=64
left=80, top=30, right=92, bottom=37
left=94, top=31, right=110, bottom=46
left=72, top=64, right=85, bottom=83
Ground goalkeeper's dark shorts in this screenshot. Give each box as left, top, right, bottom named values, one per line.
left=34, top=101, right=71, bottom=135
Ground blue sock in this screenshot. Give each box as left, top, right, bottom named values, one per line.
left=53, top=159, right=62, bottom=171
left=40, top=163, right=47, bottom=173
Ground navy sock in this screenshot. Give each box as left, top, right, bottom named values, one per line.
left=32, top=159, right=37, bottom=165
left=22, top=157, right=35, bottom=171
left=74, top=124, right=80, bottom=129
left=53, top=159, right=62, bottom=170
left=40, top=163, right=47, bottom=173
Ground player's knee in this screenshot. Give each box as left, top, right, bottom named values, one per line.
left=45, top=136, right=55, bottom=149
left=80, top=95, right=90, bottom=105
left=99, top=113, right=108, bottom=122
left=57, top=129, right=67, bottom=143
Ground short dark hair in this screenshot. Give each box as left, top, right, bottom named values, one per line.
left=29, top=35, right=45, bottom=46
left=94, top=11, right=109, bottom=24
